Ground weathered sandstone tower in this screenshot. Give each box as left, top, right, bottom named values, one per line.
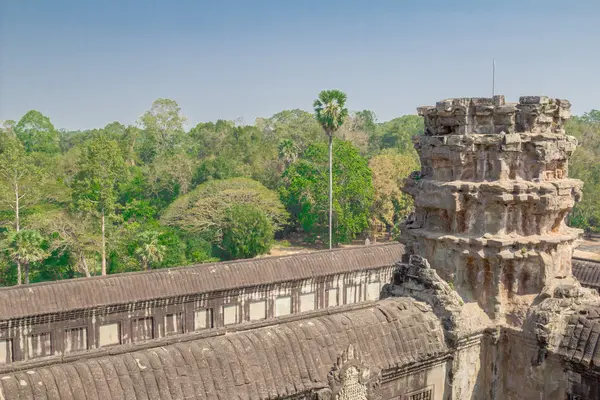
left=400, top=96, right=583, bottom=324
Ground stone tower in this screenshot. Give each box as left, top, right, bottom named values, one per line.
left=400, top=95, right=583, bottom=324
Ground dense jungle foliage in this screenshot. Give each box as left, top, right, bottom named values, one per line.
left=0, top=100, right=597, bottom=286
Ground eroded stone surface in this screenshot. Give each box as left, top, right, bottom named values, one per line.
left=402, top=95, right=584, bottom=323
left=396, top=95, right=600, bottom=399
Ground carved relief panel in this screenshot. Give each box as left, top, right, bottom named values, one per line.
left=316, top=344, right=381, bottom=400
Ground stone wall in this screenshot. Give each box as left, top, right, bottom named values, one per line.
left=498, top=329, right=568, bottom=399
left=379, top=359, right=450, bottom=400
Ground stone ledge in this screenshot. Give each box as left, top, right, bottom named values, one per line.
left=417, top=131, right=578, bottom=147
left=402, top=228, right=581, bottom=251
left=405, top=178, right=582, bottom=195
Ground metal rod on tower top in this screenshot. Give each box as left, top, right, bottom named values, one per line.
left=492, top=59, right=496, bottom=97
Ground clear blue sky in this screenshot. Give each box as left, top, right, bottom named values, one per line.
left=1, top=0, right=598, bottom=130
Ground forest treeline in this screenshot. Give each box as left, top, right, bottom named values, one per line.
left=0, top=100, right=598, bottom=286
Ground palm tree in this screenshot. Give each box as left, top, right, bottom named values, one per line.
left=278, top=138, right=299, bottom=167
left=313, top=90, right=348, bottom=249
left=136, top=231, right=166, bottom=271
left=7, top=229, right=48, bottom=285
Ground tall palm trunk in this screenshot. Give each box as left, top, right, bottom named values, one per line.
left=15, top=181, right=22, bottom=285
left=328, top=134, right=333, bottom=249
left=24, top=261, right=30, bottom=285
left=101, top=208, right=107, bottom=275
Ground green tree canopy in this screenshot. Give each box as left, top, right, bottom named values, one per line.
left=15, top=110, right=59, bottom=153
left=160, top=177, right=288, bottom=243
left=566, top=115, right=600, bottom=234
left=369, top=149, right=420, bottom=236
left=188, top=120, right=235, bottom=159
left=29, top=209, right=100, bottom=278
left=71, top=134, right=126, bottom=274
left=0, top=120, right=16, bottom=138
left=0, top=136, right=44, bottom=232
left=139, top=98, right=187, bottom=160
left=135, top=230, right=166, bottom=270
left=280, top=139, right=374, bottom=245
left=5, top=229, right=48, bottom=284
left=372, top=115, right=423, bottom=154
left=221, top=204, right=273, bottom=260
left=314, top=90, right=349, bottom=138
left=255, top=109, right=323, bottom=151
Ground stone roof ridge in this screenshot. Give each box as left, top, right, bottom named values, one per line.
left=0, top=242, right=405, bottom=321
left=0, top=241, right=402, bottom=293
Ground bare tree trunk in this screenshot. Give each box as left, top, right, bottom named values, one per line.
left=128, top=134, right=137, bottom=166
left=15, top=183, right=20, bottom=233
left=80, top=254, right=91, bottom=277
left=15, top=182, right=21, bottom=285
left=16, top=260, right=22, bottom=286
left=24, top=262, right=29, bottom=285
left=328, top=134, right=333, bottom=249
left=101, top=208, right=107, bottom=275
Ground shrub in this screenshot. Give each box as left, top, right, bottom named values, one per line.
left=221, top=204, right=273, bottom=260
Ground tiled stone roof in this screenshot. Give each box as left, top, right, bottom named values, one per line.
left=558, top=305, right=600, bottom=370
left=0, top=243, right=404, bottom=321
left=0, top=297, right=447, bottom=399
left=572, top=258, right=600, bottom=291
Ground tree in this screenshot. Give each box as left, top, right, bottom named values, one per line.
left=337, top=111, right=376, bottom=155
left=255, top=109, right=323, bottom=151
left=189, top=120, right=235, bottom=159
left=0, top=137, right=43, bottom=231
left=135, top=231, right=166, bottom=270
left=122, top=125, right=142, bottom=166
left=161, top=177, right=288, bottom=243
left=280, top=139, right=373, bottom=245
left=29, top=209, right=100, bottom=278
left=5, top=229, right=48, bottom=285
left=145, top=151, right=197, bottom=207
left=139, top=98, right=187, bottom=159
left=566, top=115, right=600, bottom=234
left=313, top=89, right=349, bottom=249
left=581, top=110, right=600, bottom=124
left=373, top=115, right=423, bottom=155
left=278, top=139, right=299, bottom=167
left=0, top=137, right=46, bottom=284
left=72, top=135, right=125, bottom=275
left=369, top=150, right=420, bottom=238
left=221, top=204, right=273, bottom=260
left=0, top=120, right=16, bottom=137
left=14, top=110, right=59, bottom=153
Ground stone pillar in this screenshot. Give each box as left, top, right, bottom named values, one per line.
left=400, top=96, right=583, bottom=324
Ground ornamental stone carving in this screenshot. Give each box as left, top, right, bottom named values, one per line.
left=323, top=344, right=381, bottom=400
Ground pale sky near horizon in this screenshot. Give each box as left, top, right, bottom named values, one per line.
left=0, top=0, right=599, bottom=131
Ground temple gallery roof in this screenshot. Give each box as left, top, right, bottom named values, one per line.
left=559, top=305, right=600, bottom=371
left=572, top=258, right=600, bottom=291
left=0, top=243, right=404, bottom=321
left=0, top=297, right=447, bottom=400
